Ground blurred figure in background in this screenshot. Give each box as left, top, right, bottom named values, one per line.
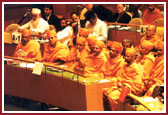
left=112, top=4, right=131, bottom=23
left=142, top=4, right=163, bottom=25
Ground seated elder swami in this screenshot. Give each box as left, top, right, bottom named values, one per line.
left=19, top=8, right=49, bottom=37
left=82, top=40, right=107, bottom=78
left=103, top=41, right=125, bottom=83
left=141, top=25, right=160, bottom=47
left=42, top=30, right=69, bottom=65
left=13, top=29, right=42, bottom=61
left=85, top=11, right=108, bottom=42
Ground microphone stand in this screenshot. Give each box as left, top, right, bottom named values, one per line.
left=17, top=9, right=31, bottom=24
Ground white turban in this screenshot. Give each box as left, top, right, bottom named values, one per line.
left=32, top=8, right=41, bottom=14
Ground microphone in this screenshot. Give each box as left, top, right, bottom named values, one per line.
left=17, top=9, right=31, bottom=24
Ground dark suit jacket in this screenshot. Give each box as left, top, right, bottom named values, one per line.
left=42, top=14, right=60, bottom=31
left=112, top=12, right=131, bottom=24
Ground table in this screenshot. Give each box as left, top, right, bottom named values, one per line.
left=107, top=24, right=144, bottom=47
left=4, top=61, right=114, bottom=111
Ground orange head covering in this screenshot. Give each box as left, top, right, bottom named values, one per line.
left=95, top=40, right=105, bottom=49
left=111, top=41, right=123, bottom=53
left=76, top=36, right=86, bottom=45
left=106, top=41, right=113, bottom=47
left=47, top=30, right=57, bottom=38
left=141, top=40, right=154, bottom=51
left=125, top=48, right=137, bottom=56
left=22, top=28, right=32, bottom=37
left=79, top=28, right=90, bottom=37
left=156, top=40, right=164, bottom=50
left=87, top=35, right=97, bottom=45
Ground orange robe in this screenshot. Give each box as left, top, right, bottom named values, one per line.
left=82, top=51, right=107, bottom=78
left=142, top=8, right=163, bottom=25
left=103, top=54, right=125, bottom=82
left=65, top=47, right=90, bottom=69
left=105, top=61, right=144, bottom=110
left=136, top=52, right=155, bottom=79
left=42, top=41, right=69, bottom=63
left=117, top=62, right=144, bottom=96
left=141, top=34, right=160, bottom=46
left=145, top=55, right=164, bottom=96
left=13, top=40, right=42, bottom=61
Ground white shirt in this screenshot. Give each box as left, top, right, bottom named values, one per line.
left=85, top=18, right=108, bottom=42
left=19, top=18, right=49, bottom=36
left=57, top=26, right=73, bottom=45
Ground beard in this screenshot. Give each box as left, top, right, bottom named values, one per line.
left=31, top=18, right=40, bottom=29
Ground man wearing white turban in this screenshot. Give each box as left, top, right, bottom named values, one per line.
left=19, top=8, right=49, bottom=38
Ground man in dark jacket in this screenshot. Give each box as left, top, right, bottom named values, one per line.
left=42, top=4, right=60, bottom=31
left=112, top=4, right=131, bottom=23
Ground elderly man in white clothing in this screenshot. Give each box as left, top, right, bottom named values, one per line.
left=84, top=10, right=108, bottom=42
left=19, top=8, right=49, bottom=38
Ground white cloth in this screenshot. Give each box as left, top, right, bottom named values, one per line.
left=85, top=18, right=108, bottom=42
left=19, top=18, right=49, bottom=36
left=57, top=26, right=73, bottom=45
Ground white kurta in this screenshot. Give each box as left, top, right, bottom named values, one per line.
left=19, top=18, right=49, bottom=36
left=85, top=18, right=108, bottom=42
left=57, top=26, right=73, bottom=45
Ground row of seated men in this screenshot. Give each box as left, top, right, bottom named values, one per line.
left=13, top=25, right=164, bottom=97
left=12, top=5, right=164, bottom=110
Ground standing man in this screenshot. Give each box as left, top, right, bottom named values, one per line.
left=42, top=4, right=60, bottom=31
left=19, top=8, right=49, bottom=38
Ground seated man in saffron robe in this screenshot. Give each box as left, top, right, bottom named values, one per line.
left=42, top=30, right=69, bottom=65
left=13, top=28, right=42, bottom=61
left=141, top=25, right=161, bottom=47
left=103, top=48, right=144, bottom=110
left=136, top=40, right=155, bottom=80
left=65, top=36, right=90, bottom=70
left=103, top=41, right=125, bottom=83
left=82, top=40, right=107, bottom=79
left=145, top=40, right=164, bottom=96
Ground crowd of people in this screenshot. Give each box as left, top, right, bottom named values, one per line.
left=13, top=4, right=164, bottom=111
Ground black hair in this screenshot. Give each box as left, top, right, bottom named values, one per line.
left=59, top=18, right=67, bottom=24
left=70, top=12, right=78, bottom=18
left=84, top=10, right=96, bottom=21
left=44, top=4, right=53, bottom=11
